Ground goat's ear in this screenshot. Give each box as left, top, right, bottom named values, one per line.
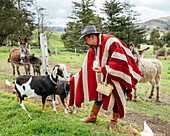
left=24, top=37, right=27, bottom=43
left=53, top=67, right=57, bottom=78
left=18, top=36, right=22, bottom=45
left=129, top=42, right=135, bottom=52
left=139, top=47, right=150, bottom=59
left=18, top=36, right=21, bottom=41
left=130, top=126, right=141, bottom=136
left=30, top=54, right=34, bottom=59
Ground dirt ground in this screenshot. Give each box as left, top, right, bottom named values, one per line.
left=0, top=62, right=170, bottom=136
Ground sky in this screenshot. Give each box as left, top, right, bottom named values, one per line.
left=36, top=0, right=170, bottom=27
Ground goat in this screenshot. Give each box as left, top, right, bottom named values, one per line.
left=129, top=42, right=163, bottom=102
left=14, top=64, right=69, bottom=119
left=8, top=37, right=30, bottom=75
left=26, top=54, right=42, bottom=75
left=130, top=121, right=154, bottom=136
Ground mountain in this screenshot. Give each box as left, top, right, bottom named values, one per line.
left=47, top=16, right=170, bottom=34
left=139, top=16, right=170, bottom=34
left=46, top=26, right=65, bottom=32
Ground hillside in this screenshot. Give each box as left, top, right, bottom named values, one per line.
left=45, top=16, right=170, bottom=35
left=139, top=16, right=170, bottom=33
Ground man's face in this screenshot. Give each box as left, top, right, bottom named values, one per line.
left=83, top=35, right=97, bottom=47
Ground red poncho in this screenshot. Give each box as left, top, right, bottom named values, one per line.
left=69, top=34, right=141, bottom=118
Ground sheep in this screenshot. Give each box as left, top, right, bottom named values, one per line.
left=26, top=54, right=42, bottom=76
left=129, top=42, right=163, bottom=102
left=14, top=64, right=70, bottom=119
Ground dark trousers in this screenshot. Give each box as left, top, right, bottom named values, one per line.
left=94, top=100, right=118, bottom=113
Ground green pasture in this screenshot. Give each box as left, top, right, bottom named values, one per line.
left=31, top=30, right=64, bottom=47
left=0, top=37, right=170, bottom=135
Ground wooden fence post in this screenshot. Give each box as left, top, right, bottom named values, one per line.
left=40, top=33, right=49, bottom=74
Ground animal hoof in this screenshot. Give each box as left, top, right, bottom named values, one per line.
left=133, top=99, right=136, bottom=102
left=148, top=96, right=152, bottom=99
left=72, top=110, right=77, bottom=115
left=155, top=99, right=160, bottom=102
left=126, top=98, right=130, bottom=101
left=54, top=111, right=58, bottom=114
left=65, top=111, right=69, bottom=115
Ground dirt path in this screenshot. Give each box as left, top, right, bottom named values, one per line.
left=122, top=111, right=170, bottom=135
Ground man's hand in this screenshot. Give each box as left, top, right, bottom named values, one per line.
left=93, top=67, right=102, bottom=73
left=62, top=78, right=70, bottom=82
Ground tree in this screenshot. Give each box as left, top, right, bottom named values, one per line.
left=61, top=0, right=103, bottom=50
left=0, top=0, right=35, bottom=45
left=121, top=0, right=146, bottom=48
left=34, top=5, right=46, bottom=47
left=101, top=0, right=123, bottom=35
left=101, top=0, right=146, bottom=47
left=162, top=29, right=170, bottom=47
left=0, top=0, right=19, bottom=45
left=150, top=28, right=163, bottom=54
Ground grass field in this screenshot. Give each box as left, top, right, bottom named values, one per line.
left=0, top=33, right=170, bottom=136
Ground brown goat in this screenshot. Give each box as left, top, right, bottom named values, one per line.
left=26, top=54, right=42, bottom=75
left=8, top=37, right=31, bottom=75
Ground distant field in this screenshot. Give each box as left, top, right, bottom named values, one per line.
left=31, top=30, right=64, bottom=47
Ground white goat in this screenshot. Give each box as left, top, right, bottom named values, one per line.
left=129, top=42, right=163, bottom=102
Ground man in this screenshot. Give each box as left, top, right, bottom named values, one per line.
left=69, top=25, right=141, bottom=131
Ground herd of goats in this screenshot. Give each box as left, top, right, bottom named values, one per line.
left=5, top=37, right=163, bottom=119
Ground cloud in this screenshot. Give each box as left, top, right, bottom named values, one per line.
left=37, top=0, right=73, bottom=19
left=136, top=0, right=170, bottom=11
left=49, top=18, right=70, bottom=27
left=36, top=0, right=170, bottom=26
left=133, top=6, right=170, bottom=22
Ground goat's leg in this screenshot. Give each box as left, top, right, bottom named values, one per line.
left=41, top=96, right=47, bottom=112
left=24, top=65, right=28, bottom=75
left=55, top=95, right=59, bottom=104
left=60, top=96, right=68, bottom=114
left=133, top=87, right=137, bottom=102
left=149, top=80, right=155, bottom=99
left=156, top=86, right=160, bottom=102
left=72, top=107, right=77, bottom=114
left=11, top=64, right=15, bottom=75
left=155, top=79, right=160, bottom=102
left=155, top=75, right=161, bottom=102
left=20, top=96, right=32, bottom=119
left=16, top=66, right=20, bottom=75
left=33, top=65, right=36, bottom=75
left=27, top=64, right=30, bottom=75
left=15, top=92, right=20, bottom=102
left=68, top=106, right=77, bottom=114
left=37, top=66, right=41, bottom=76
left=51, top=95, right=58, bottom=114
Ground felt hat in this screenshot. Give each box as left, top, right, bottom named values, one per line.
left=79, top=25, right=100, bottom=40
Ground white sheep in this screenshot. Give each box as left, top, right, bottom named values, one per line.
left=129, top=42, right=163, bottom=102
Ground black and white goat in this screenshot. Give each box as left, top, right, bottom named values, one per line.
left=14, top=64, right=70, bottom=119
